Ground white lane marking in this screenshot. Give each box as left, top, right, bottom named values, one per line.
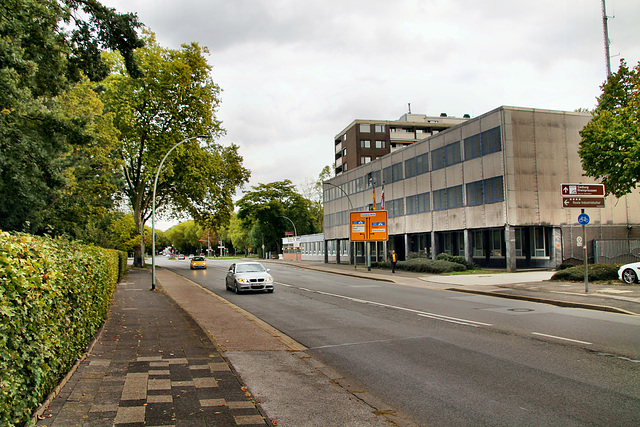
left=532, top=332, right=592, bottom=345
left=279, top=282, right=492, bottom=328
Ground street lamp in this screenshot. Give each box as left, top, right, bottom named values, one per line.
left=151, top=135, right=209, bottom=290
left=279, top=215, right=298, bottom=261
left=323, top=182, right=356, bottom=268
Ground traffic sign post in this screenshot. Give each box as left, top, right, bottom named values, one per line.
left=350, top=211, right=388, bottom=271
left=561, top=184, right=605, bottom=293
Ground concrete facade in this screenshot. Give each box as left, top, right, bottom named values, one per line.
left=323, top=106, right=640, bottom=270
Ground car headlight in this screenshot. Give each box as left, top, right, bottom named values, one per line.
left=237, top=278, right=248, bottom=283
left=266, top=277, right=273, bottom=282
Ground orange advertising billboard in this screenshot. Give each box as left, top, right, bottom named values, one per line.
left=350, top=211, right=388, bottom=242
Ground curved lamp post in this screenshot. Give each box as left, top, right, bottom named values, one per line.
left=323, top=182, right=356, bottom=268
left=279, top=215, right=298, bottom=261
left=151, top=135, right=208, bottom=290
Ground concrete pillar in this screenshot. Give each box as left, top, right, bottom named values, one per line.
left=404, top=234, right=409, bottom=261
left=431, top=230, right=437, bottom=260
left=336, top=239, right=341, bottom=264
left=553, top=227, right=563, bottom=269
left=505, top=224, right=516, bottom=272
left=464, top=229, right=472, bottom=263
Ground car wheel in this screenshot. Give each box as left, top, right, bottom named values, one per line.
left=225, top=280, right=231, bottom=291
left=621, top=268, right=638, bottom=284
left=234, top=282, right=240, bottom=294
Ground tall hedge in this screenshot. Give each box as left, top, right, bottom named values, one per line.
left=0, top=232, right=125, bottom=426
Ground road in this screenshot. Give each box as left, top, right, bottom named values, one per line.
left=159, top=257, right=640, bottom=426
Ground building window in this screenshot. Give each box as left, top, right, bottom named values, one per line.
left=466, top=181, right=484, bottom=206
left=490, top=229, right=503, bottom=257
left=375, top=124, right=385, bottom=133
left=473, top=230, right=484, bottom=257
left=464, top=134, right=482, bottom=160
left=407, top=192, right=430, bottom=215
left=360, top=140, right=371, bottom=148
left=433, top=189, right=446, bottom=211
left=447, top=186, right=463, bottom=209
left=366, top=171, right=381, bottom=188
left=387, top=198, right=405, bottom=218
left=343, top=148, right=347, bottom=156
left=533, top=227, right=546, bottom=257
left=383, top=162, right=404, bottom=184
left=375, top=140, right=386, bottom=149
left=360, top=124, right=371, bottom=133
left=464, top=127, right=501, bottom=160
left=361, top=156, right=371, bottom=164
left=515, top=228, right=524, bottom=258
left=432, top=142, right=461, bottom=170
left=405, top=153, right=429, bottom=179
left=485, top=176, right=504, bottom=203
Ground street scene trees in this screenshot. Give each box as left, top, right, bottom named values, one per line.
left=101, top=32, right=249, bottom=265
left=579, top=60, right=640, bottom=197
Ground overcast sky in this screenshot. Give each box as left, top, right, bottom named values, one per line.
left=98, top=0, right=639, bottom=229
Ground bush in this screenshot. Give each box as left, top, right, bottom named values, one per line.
left=0, top=232, right=124, bottom=426
left=372, top=257, right=465, bottom=274
left=436, top=253, right=477, bottom=270
left=551, top=263, right=621, bottom=282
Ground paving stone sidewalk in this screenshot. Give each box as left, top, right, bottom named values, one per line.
left=35, top=268, right=270, bottom=426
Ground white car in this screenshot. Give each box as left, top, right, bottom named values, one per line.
left=618, top=262, right=640, bottom=284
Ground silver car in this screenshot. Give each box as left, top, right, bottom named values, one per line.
left=226, top=262, right=274, bottom=293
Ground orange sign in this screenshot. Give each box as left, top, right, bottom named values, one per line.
left=350, top=211, right=388, bottom=242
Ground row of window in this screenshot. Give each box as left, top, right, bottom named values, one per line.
left=326, top=127, right=502, bottom=201
left=360, top=140, right=386, bottom=149
left=359, top=124, right=386, bottom=133
left=325, top=176, right=505, bottom=225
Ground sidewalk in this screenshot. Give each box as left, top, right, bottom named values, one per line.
left=33, top=259, right=639, bottom=426
left=35, top=268, right=271, bottom=427
left=275, top=260, right=640, bottom=316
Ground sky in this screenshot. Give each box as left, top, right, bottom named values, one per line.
left=98, top=0, right=640, bottom=230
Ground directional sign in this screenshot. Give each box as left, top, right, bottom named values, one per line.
left=561, top=183, right=605, bottom=196
left=350, top=211, right=388, bottom=242
left=578, top=213, right=590, bottom=225
left=562, top=197, right=605, bottom=208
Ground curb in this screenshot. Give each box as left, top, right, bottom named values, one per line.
left=447, top=287, right=640, bottom=316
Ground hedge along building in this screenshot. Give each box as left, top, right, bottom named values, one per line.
left=322, top=106, right=640, bottom=271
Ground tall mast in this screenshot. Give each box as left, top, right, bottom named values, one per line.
left=601, top=0, right=612, bottom=79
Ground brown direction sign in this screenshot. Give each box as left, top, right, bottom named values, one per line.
left=562, top=197, right=605, bottom=208
left=561, top=183, right=605, bottom=196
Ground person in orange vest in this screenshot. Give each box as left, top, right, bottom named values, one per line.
left=390, top=250, right=397, bottom=273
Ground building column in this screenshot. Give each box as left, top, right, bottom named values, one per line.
left=324, top=240, right=329, bottom=263
left=505, top=224, right=516, bottom=272
left=431, top=230, right=437, bottom=260
left=464, top=229, right=472, bottom=263
left=336, top=239, right=341, bottom=264
left=404, top=234, right=409, bottom=261
left=552, top=227, right=563, bottom=269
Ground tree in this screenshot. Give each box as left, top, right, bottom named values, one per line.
left=579, top=60, right=640, bottom=197
left=0, top=0, right=144, bottom=235
left=236, top=180, right=319, bottom=256
left=102, top=33, right=250, bottom=266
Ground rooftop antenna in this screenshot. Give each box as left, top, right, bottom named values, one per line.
left=601, top=0, right=612, bottom=79
left=408, top=103, right=411, bottom=114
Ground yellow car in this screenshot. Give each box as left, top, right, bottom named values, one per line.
left=190, top=256, right=207, bottom=270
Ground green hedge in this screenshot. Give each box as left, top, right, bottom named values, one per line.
left=372, top=257, right=466, bottom=273
left=0, top=232, right=126, bottom=426
left=551, top=263, right=620, bottom=282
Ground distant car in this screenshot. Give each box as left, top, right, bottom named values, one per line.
left=618, top=262, right=640, bottom=284
left=225, top=262, right=274, bottom=293
left=190, top=256, right=206, bottom=270
left=178, top=254, right=185, bottom=260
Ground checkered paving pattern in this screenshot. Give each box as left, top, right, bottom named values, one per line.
left=36, top=269, right=269, bottom=426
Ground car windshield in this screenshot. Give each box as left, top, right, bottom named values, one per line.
left=236, top=264, right=265, bottom=273
left=193, top=257, right=205, bottom=261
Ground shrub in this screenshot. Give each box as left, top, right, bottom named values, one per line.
left=0, top=232, right=123, bottom=426
left=551, top=263, right=621, bottom=282
left=436, top=253, right=477, bottom=270
left=373, top=257, right=465, bottom=274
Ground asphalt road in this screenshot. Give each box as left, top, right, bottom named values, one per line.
left=161, top=257, right=640, bottom=426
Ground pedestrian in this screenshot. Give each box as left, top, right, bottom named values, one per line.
left=390, top=250, right=397, bottom=273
